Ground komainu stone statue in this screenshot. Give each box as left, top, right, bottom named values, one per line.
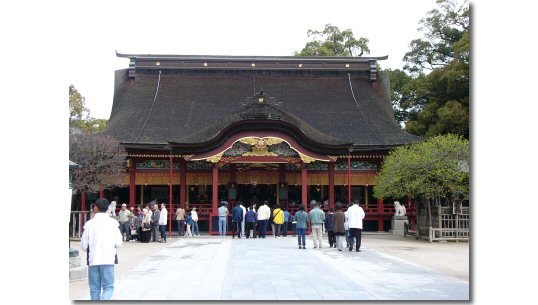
left=394, top=201, right=406, bottom=216
left=107, top=200, right=117, bottom=217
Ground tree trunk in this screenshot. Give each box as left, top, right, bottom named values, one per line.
left=427, top=197, right=432, bottom=228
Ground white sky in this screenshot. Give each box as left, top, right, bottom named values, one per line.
left=67, top=0, right=439, bottom=119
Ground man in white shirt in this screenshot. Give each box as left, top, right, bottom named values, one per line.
left=191, top=207, right=200, bottom=236
left=159, top=203, right=168, bottom=242
left=257, top=201, right=271, bottom=238
left=346, top=200, right=365, bottom=252
left=239, top=201, right=246, bottom=237
left=81, top=198, right=123, bottom=300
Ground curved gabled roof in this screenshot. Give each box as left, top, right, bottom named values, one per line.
left=105, top=57, right=422, bottom=151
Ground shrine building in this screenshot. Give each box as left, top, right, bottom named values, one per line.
left=99, top=52, right=422, bottom=234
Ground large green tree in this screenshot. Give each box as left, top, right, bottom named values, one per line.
left=374, top=134, right=469, bottom=226
left=388, top=0, right=469, bottom=138
left=69, top=84, right=108, bottom=133
left=294, top=24, right=370, bottom=56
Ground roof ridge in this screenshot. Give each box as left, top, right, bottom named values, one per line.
left=116, top=51, right=388, bottom=62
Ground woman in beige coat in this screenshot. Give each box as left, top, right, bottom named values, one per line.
left=141, top=208, right=152, bottom=243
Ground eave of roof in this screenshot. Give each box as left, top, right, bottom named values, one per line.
left=116, top=52, right=388, bottom=62
left=116, top=52, right=387, bottom=77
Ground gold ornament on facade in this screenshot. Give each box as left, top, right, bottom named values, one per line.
left=298, top=152, right=316, bottom=163
left=203, top=136, right=329, bottom=164
left=239, top=137, right=284, bottom=157
left=207, top=152, right=224, bottom=163
left=219, top=156, right=240, bottom=164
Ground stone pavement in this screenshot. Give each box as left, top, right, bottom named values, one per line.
left=70, top=233, right=469, bottom=301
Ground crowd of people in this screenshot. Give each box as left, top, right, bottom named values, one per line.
left=214, top=199, right=366, bottom=252
left=90, top=200, right=202, bottom=244
left=90, top=198, right=365, bottom=252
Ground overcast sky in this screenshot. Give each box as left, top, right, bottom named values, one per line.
left=68, top=0, right=439, bottom=119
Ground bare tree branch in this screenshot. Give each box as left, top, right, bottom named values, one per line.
left=69, top=130, right=127, bottom=192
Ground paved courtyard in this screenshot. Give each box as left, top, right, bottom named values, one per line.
left=70, top=234, right=469, bottom=301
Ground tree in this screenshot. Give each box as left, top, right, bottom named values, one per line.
left=387, top=0, right=469, bottom=138
left=294, top=24, right=370, bottom=57
left=69, top=84, right=108, bottom=132
left=69, top=130, right=127, bottom=193
left=374, top=134, right=469, bottom=227
left=403, top=0, right=469, bottom=74
left=386, top=69, right=425, bottom=125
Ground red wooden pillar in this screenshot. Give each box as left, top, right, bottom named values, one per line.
left=81, top=191, right=87, bottom=227
left=378, top=197, right=385, bottom=231
left=129, top=159, right=136, bottom=207
left=180, top=159, right=187, bottom=209
left=301, top=164, right=308, bottom=213
left=169, top=154, right=173, bottom=236
left=211, top=164, right=219, bottom=234
left=347, top=155, right=352, bottom=205
left=328, top=162, right=335, bottom=209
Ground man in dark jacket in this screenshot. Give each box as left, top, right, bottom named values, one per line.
left=232, top=202, right=244, bottom=238
left=246, top=206, right=257, bottom=238
left=325, top=208, right=336, bottom=248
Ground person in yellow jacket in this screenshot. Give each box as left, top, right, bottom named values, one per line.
left=273, top=204, right=285, bottom=237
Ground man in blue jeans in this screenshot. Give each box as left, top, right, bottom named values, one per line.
left=218, top=202, right=229, bottom=237
left=81, top=198, right=123, bottom=300
left=294, top=205, right=309, bottom=249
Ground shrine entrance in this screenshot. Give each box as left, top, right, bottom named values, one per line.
left=236, top=184, right=277, bottom=207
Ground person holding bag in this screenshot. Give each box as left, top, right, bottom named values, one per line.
left=273, top=204, right=285, bottom=237
left=140, top=208, right=152, bottom=243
